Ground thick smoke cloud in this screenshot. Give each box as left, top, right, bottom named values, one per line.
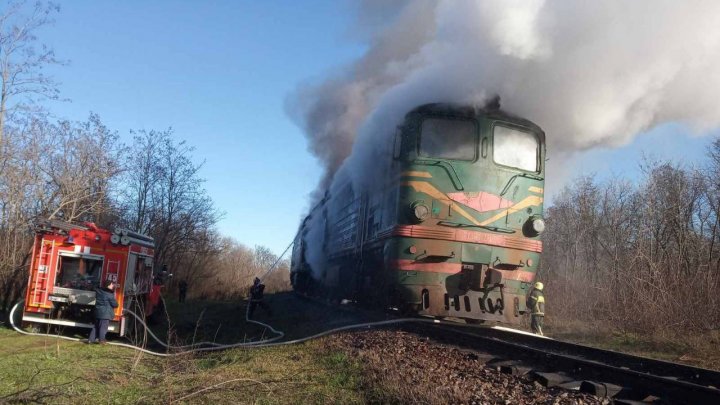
left=288, top=0, right=720, bottom=197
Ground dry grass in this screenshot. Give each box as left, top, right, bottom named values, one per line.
left=545, top=318, right=720, bottom=371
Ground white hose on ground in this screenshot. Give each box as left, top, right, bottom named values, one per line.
left=9, top=300, right=177, bottom=357
left=9, top=298, right=443, bottom=357
left=120, top=296, right=287, bottom=351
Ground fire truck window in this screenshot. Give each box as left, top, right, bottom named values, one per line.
left=57, top=256, right=103, bottom=290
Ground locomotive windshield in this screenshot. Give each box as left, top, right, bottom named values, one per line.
left=56, top=255, right=103, bottom=291
left=419, top=118, right=477, bottom=161
left=493, top=125, right=539, bottom=172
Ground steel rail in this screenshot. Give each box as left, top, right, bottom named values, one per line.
left=418, top=323, right=720, bottom=405
left=459, top=325, right=720, bottom=388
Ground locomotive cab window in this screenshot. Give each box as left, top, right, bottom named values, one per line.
left=419, top=118, right=477, bottom=161
left=493, top=125, right=539, bottom=172
left=56, top=255, right=103, bottom=291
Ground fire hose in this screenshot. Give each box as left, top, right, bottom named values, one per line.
left=9, top=298, right=446, bottom=357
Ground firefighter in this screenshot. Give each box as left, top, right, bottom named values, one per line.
left=248, top=277, right=272, bottom=318
left=154, top=264, right=170, bottom=285
left=87, top=280, right=118, bottom=344
left=178, top=279, right=188, bottom=302
left=526, top=281, right=545, bottom=336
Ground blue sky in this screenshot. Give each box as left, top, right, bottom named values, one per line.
left=39, top=1, right=363, bottom=254
left=32, top=1, right=718, bottom=254
left=558, top=123, right=717, bottom=193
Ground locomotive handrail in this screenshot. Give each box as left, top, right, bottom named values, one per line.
left=437, top=220, right=516, bottom=234
left=500, top=172, right=544, bottom=196
left=414, top=159, right=464, bottom=190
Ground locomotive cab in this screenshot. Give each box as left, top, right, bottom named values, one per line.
left=390, top=103, right=546, bottom=323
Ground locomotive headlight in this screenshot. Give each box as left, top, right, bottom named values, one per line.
left=410, top=201, right=430, bottom=222
left=532, top=217, right=545, bottom=233
left=523, top=215, right=545, bottom=237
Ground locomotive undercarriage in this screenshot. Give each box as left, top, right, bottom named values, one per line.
left=291, top=237, right=532, bottom=325
left=396, top=280, right=523, bottom=324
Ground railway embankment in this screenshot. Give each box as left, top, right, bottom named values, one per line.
left=3, top=292, right=718, bottom=403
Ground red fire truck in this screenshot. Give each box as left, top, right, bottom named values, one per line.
left=22, top=220, right=163, bottom=336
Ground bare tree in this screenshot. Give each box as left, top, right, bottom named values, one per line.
left=0, top=0, right=64, bottom=150
left=118, top=129, right=222, bottom=272
left=705, top=138, right=720, bottom=271
left=41, top=114, right=124, bottom=222
left=191, top=238, right=292, bottom=301
left=542, top=152, right=720, bottom=335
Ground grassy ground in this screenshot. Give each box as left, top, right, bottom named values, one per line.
left=0, top=293, right=376, bottom=404
left=0, top=327, right=365, bottom=404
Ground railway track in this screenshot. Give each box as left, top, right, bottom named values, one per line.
left=407, top=322, right=720, bottom=404
left=295, top=294, right=720, bottom=402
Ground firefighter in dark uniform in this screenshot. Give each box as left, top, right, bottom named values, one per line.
left=88, top=280, right=118, bottom=344
left=178, top=280, right=188, bottom=302
left=526, top=282, right=545, bottom=336
left=248, top=277, right=272, bottom=318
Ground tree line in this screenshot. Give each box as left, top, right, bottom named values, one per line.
left=0, top=1, right=289, bottom=313
left=540, top=139, right=720, bottom=335
left=0, top=112, right=291, bottom=312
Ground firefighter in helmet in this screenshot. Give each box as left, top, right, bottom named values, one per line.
left=248, top=277, right=272, bottom=318
left=526, top=281, right=545, bottom=336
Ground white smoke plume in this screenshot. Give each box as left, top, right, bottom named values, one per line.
left=288, top=0, right=720, bottom=197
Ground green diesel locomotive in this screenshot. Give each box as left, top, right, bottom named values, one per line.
left=291, top=103, right=546, bottom=324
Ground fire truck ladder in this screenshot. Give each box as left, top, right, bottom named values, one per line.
left=30, top=239, right=55, bottom=307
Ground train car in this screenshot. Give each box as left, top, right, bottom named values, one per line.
left=291, top=102, right=546, bottom=324
left=22, top=220, right=162, bottom=336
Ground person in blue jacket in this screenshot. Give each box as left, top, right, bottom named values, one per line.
left=88, top=280, right=118, bottom=344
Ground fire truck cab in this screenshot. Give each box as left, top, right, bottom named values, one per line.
left=22, top=220, right=159, bottom=336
